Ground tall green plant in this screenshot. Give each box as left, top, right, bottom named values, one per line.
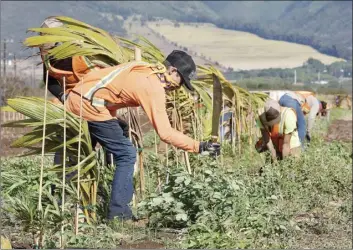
left=3, top=97, right=97, bottom=223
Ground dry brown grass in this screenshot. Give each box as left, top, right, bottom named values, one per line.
left=146, top=20, right=345, bottom=70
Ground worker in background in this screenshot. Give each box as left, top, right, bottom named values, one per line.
left=318, top=100, right=329, bottom=118
left=65, top=50, right=221, bottom=222
left=255, top=99, right=301, bottom=162
left=295, top=91, right=321, bottom=142
left=276, top=91, right=306, bottom=145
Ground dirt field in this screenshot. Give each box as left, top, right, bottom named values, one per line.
left=146, top=20, right=345, bottom=70
left=326, top=119, right=352, bottom=143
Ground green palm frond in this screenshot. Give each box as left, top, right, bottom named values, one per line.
left=24, top=16, right=130, bottom=66
left=5, top=97, right=97, bottom=222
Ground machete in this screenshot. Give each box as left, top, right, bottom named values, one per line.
left=211, top=74, right=223, bottom=143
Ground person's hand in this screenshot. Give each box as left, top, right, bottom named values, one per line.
left=199, top=140, right=221, bottom=157
left=255, top=139, right=268, bottom=153
left=60, top=93, right=68, bottom=103
left=117, top=118, right=129, bottom=138
left=306, top=133, right=311, bottom=143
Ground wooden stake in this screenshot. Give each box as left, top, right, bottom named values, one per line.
left=128, top=108, right=132, bottom=140
left=139, top=151, right=144, bottom=198
left=134, top=47, right=142, bottom=61
left=179, top=117, right=192, bottom=175
left=38, top=70, right=49, bottom=212
left=60, top=77, right=67, bottom=249
left=75, top=79, right=83, bottom=235
left=173, top=91, right=178, bottom=167
left=221, top=98, right=224, bottom=168
left=154, top=131, right=158, bottom=154
left=134, top=47, right=145, bottom=199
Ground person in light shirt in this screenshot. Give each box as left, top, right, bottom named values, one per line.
left=255, top=99, right=301, bottom=162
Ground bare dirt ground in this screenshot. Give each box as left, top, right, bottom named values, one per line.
left=326, top=114, right=352, bottom=143
left=0, top=136, right=27, bottom=157
left=146, top=20, right=344, bottom=71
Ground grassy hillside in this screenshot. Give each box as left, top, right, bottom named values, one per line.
left=1, top=1, right=351, bottom=60
left=206, top=1, right=352, bottom=60
left=147, top=20, right=344, bottom=70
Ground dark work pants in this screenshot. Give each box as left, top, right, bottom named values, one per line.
left=87, top=119, right=136, bottom=220
left=279, top=94, right=306, bottom=144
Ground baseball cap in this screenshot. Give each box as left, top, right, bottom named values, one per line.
left=259, top=99, right=281, bottom=127
left=164, top=50, right=196, bottom=91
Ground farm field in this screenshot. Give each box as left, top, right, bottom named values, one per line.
left=147, top=20, right=345, bottom=71
left=1, top=106, right=352, bottom=249
left=1, top=14, right=352, bottom=250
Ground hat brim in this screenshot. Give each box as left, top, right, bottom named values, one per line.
left=259, top=112, right=281, bottom=127
left=181, top=76, right=194, bottom=91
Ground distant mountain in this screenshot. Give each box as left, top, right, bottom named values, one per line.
left=1, top=1, right=351, bottom=60
left=206, top=1, right=352, bottom=60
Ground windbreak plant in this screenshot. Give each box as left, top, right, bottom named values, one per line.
left=24, top=16, right=132, bottom=67
left=3, top=97, right=97, bottom=223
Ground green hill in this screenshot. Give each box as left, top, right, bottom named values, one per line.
left=207, top=1, right=352, bottom=60
left=1, top=1, right=351, bottom=60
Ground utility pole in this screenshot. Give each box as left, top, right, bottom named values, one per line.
left=13, top=53, right=17, bottom=78
left=3, top=40, right=6, bottom=79
left=294, top=69, right=297, bottom=85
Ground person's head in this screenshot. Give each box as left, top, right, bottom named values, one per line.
left=259, top=99, right=281, bottom=127
left=319, top=100, right=328, bottom=116
left=320, top=100, right=327, bottom=110
left=162, top=50, right=196, bottom=91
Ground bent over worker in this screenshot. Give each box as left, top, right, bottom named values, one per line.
left=256, top=99, right=301, bottom=161
left=295, top=91, right=320, bottom=142
left=66, top=50, right=220, bottom=221
left=277, top=91, right=306, bottom=145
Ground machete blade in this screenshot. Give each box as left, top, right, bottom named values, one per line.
left=211, top=73, right=223, bottom=142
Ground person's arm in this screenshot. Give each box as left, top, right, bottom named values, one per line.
left=282, top=133, right=292, bottom=158
left=260, top=128, right=277, bottom=162
left=137, top=81, right=200, bottom=153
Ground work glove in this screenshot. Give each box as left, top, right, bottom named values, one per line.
left=117, top=118, right=129, bottom=138
left=199, top=140, right=221, bottom=157
left=60, top=93, right=68, bottom=103
left=305, top=133, right=311, bottom=143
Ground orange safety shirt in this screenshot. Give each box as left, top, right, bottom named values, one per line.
left=66, top=62, right=200, bottom=153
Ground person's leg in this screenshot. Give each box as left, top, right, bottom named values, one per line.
left=87, top=119, right=136, bottom=220
left=279, top=94, right=306, bottom=144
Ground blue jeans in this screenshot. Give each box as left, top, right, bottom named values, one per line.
left=88, top=119, right=136, bottom=220
left=279, top=94, right=306, bottom=144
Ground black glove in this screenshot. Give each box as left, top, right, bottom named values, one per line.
left=199, top=140, right=221, bottom=156
left=305, top=134, right=311, bottom=143
left=60, top=93, right=68, bottom=103
left=117, top=118, right=129, bottom=138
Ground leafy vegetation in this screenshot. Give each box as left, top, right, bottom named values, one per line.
left=225, top=58, right=352, bottom=94
left=1, top=108, right=352, bottom=248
